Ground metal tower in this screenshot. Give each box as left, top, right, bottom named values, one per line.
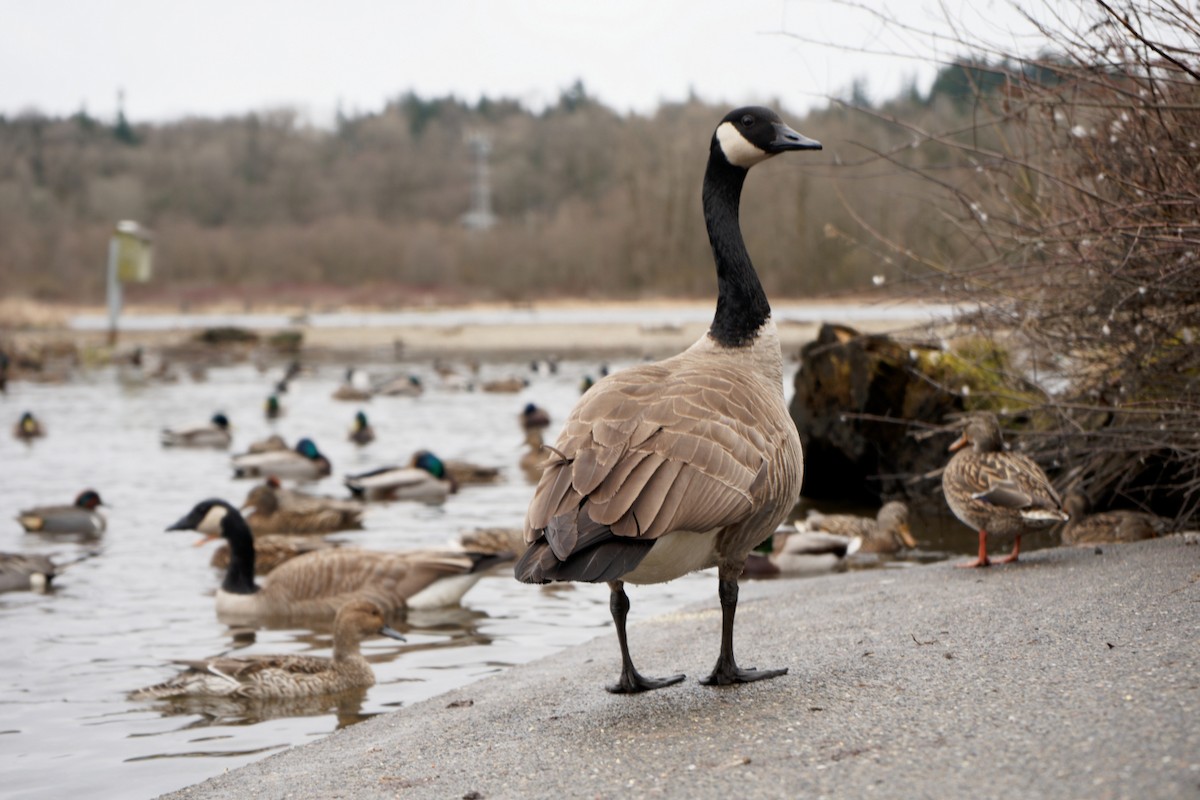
left=463, top=132, right=496, bottom=231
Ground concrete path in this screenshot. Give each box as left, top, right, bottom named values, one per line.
left=161, top=534, right=1200, bottom=800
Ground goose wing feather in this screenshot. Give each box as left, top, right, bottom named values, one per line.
left=526, top=358, right=780, bottom=554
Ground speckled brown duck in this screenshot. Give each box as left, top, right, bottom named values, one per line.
left=942, top=413, right=1067, bottom=568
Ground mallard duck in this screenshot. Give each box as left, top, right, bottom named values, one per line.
left=943, top=413, right=1068, bottom=568
left=742, top=526, right=862, bottom=578
left=161, top=412, right=232, bottom=449
left=457, top=526, right=527, bottom=558
left=375, top=374, right=423, bottom=397
left=348, top=411, right=375, bottom=446
left=515, top=107, right=819, bottom=692
left=800, top=501, right=916, bottom=554
left=518, top=428, right=547, bottom=483
left=264, top=394, right=283, bottom=420
left=18, top=489, right=107, bottom=536
left=1060, top=490, right=1166, bottom=545
left=345, top=451, right=457, bottom=503
left=417, top=450, right=500, bottom=486
left=13, top=411, right=45, bottom=440
left=168, top=499, right=512, bottom=622
left=210, top=533, right=340, bottom=575
left=232, top=437, right=331, bottom=481
left=519, top=403, right=551, bottom=432
left=0, top=553, right=57, bottom=593
left=241, top=434, right=289, bottom=455
left=240, top=478, right=364, bottom=534
left=482, top=376, right=527, bottom=393
left=129, top=599, right=405, bottom=700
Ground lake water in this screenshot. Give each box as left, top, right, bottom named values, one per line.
left=0, top=346, right=986, bottom=799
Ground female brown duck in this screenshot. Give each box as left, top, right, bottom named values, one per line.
left=943, top=413, right=1067, bottom=567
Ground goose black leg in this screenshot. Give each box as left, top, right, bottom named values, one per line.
left=700, top=576, right=787, bottom=686
left=606, top=581, right=685, bottom=694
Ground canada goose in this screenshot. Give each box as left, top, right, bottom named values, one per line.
left=18, top=489, right=107, bottom=536
left=349, top=411, right=375, bottom=446
left=741, top=526, right=862, bottom=578
left=515, top=107, right=819, bottom=692
left=209, top=533, right=339, bottom=575
left=240, top=477, right=364, bottom=534
left=169, top=499, right=506, bottom=622
left=13, top=411, right=45, bottom=440
left=232, top=437, right=332, bottom=481
left=129, top=599, right=405, bottom=700
left=1060, top=490, right=1166, bottom=545
left=161, top=412, right=232, bottom=449
left=800, top=501, right=916, bottom=554
left=943, top=413, right=1068, bottom=567
left=265, top=394, right=283, bottom=420
left=0, top=553, right=57, bottom=593
left=345, top=451, right=457, bottom=504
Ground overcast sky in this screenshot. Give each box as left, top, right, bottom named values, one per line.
left=1, top=0, right=1051, bottom=125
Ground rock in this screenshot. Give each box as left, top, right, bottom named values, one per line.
left=790, top=323, right=963, bottom=503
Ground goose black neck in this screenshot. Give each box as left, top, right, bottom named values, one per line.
left=704, top=148, right=770, bottom=348
left=220, top=513, right=259, bottom=595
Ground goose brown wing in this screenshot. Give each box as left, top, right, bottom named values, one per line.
left=525, top=361, right=776, bottom=556
left=261, top=548, right=474, bottom=609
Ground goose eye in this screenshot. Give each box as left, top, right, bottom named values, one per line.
left=740, top=114, right=755, bottom=128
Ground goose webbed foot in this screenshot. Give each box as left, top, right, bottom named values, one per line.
left=607, top=668, right=686, bottom=694
left=700, top=661, right=787, bottom=686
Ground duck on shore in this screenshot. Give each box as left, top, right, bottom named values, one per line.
left=942, top=413, right=1068, bottom=567
left=1060, top=490, right=1167, bottom=545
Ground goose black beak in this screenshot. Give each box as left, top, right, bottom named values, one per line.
left=165, top=515, right=194, bottom=532
left=770, top=122, right=822, bottom=152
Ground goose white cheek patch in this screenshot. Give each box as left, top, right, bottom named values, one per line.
left=716, top=121, right=772, bottom=167
left=199, top=505, right=228, bottom=535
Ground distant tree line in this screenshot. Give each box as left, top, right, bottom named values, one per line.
left=0, top=78, right=985, bottom=305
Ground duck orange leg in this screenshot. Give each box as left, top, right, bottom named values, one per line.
left=957, top=530, right=991, bottom=568
left=994, top=534, right=1021, bottom=565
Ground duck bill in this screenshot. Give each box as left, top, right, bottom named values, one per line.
left=379, top=626, right=407, bottom=642
left=897, top=523, right=918, bottom=549
left=770, top=122, right=822, bottom=152
left=948, top=432, right=970, bottom=452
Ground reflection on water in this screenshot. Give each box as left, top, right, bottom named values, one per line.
left=0, top=352, right=1003, bottom=800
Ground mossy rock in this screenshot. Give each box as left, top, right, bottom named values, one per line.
left=790, top=324, right=1038, bottom=503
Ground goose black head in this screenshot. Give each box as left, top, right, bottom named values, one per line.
left=713, top=106, right=822, bottom=169
left=166, top=498, right=238, bottom=536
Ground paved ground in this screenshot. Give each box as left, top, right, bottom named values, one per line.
left=161, top=534, right=1200, bottom=800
